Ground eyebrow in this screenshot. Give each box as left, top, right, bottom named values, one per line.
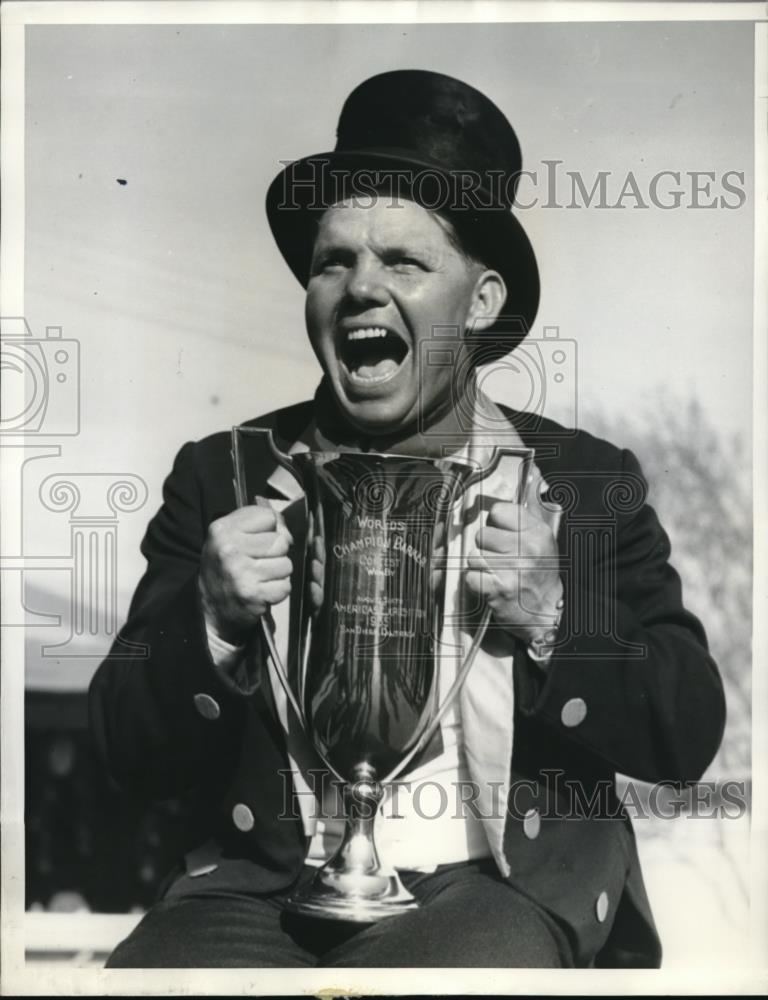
left=312, top=235, right=442, bottom=264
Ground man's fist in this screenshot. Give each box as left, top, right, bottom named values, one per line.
left=465, top=500, right=563, bottom=645
left=199, top=502, right=293, bottom=645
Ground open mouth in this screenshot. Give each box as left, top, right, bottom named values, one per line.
left=339, top=326, right=409, bottom=384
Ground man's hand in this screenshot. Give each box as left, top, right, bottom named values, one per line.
left=466, top=500, right=563, bottom=645
left=199, top=503, right=293, bottom=645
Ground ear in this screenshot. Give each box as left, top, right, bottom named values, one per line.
left=467, top=269, right=507, bottom=332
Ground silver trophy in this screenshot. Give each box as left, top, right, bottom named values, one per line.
left=233, top=426, right=532, bottom=922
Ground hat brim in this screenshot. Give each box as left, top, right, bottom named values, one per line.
left=266, top=149, right=539, bottom=359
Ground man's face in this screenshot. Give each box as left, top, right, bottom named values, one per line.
left=305, top=197, right=486, bottom=435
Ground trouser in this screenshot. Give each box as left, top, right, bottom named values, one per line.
left=106, top=859, right=575, bottom=968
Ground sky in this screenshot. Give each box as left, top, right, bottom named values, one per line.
left=16, top=18, right=755, bottom=688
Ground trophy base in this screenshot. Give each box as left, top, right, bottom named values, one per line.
left=285, top=869, right=418, bottom=923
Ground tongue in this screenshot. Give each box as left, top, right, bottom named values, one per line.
left=355, top=357, right=400, bottom=380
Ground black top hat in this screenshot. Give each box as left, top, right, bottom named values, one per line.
left=267, top=70, right=539, bottom=357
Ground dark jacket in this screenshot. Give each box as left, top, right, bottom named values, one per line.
left=89, top=401, right=726, bottom=968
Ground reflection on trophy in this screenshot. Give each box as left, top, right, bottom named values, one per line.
left=233, top=426, right=532, bottom=922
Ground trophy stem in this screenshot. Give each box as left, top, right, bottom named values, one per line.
left=284, top=763, right=418, bottom=922
left=339, top=765, right=385, bottom=872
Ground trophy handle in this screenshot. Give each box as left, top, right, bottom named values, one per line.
left=231, top=425, right=308, bottom=730
left=231, top=424, right=306, bottom=502
left=382, top=444, right=535, bottom=784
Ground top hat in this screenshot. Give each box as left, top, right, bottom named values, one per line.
left=266, top=69, right=539, bottom=357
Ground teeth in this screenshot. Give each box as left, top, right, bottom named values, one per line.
left=346, top=327, right=389, bottom=341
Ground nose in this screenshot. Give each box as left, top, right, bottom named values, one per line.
left=343, top=258, right=390, bottom=307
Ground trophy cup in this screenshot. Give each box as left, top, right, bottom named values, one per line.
left=232, top=426, right=532, bottom=922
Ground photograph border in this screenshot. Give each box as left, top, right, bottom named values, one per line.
left=1, top=1, right=766, bottom=995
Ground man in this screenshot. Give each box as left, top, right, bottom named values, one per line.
left=89, top=70, right=725, bottom=968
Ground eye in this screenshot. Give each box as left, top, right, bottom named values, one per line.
left=310, top=253, right=349, bottom=277
left=323, top=258, right=347, bottom=273
left=386, top=253, right=426, bottom=272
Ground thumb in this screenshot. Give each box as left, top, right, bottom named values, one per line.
left=254, top=495, right=293, bottom=543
